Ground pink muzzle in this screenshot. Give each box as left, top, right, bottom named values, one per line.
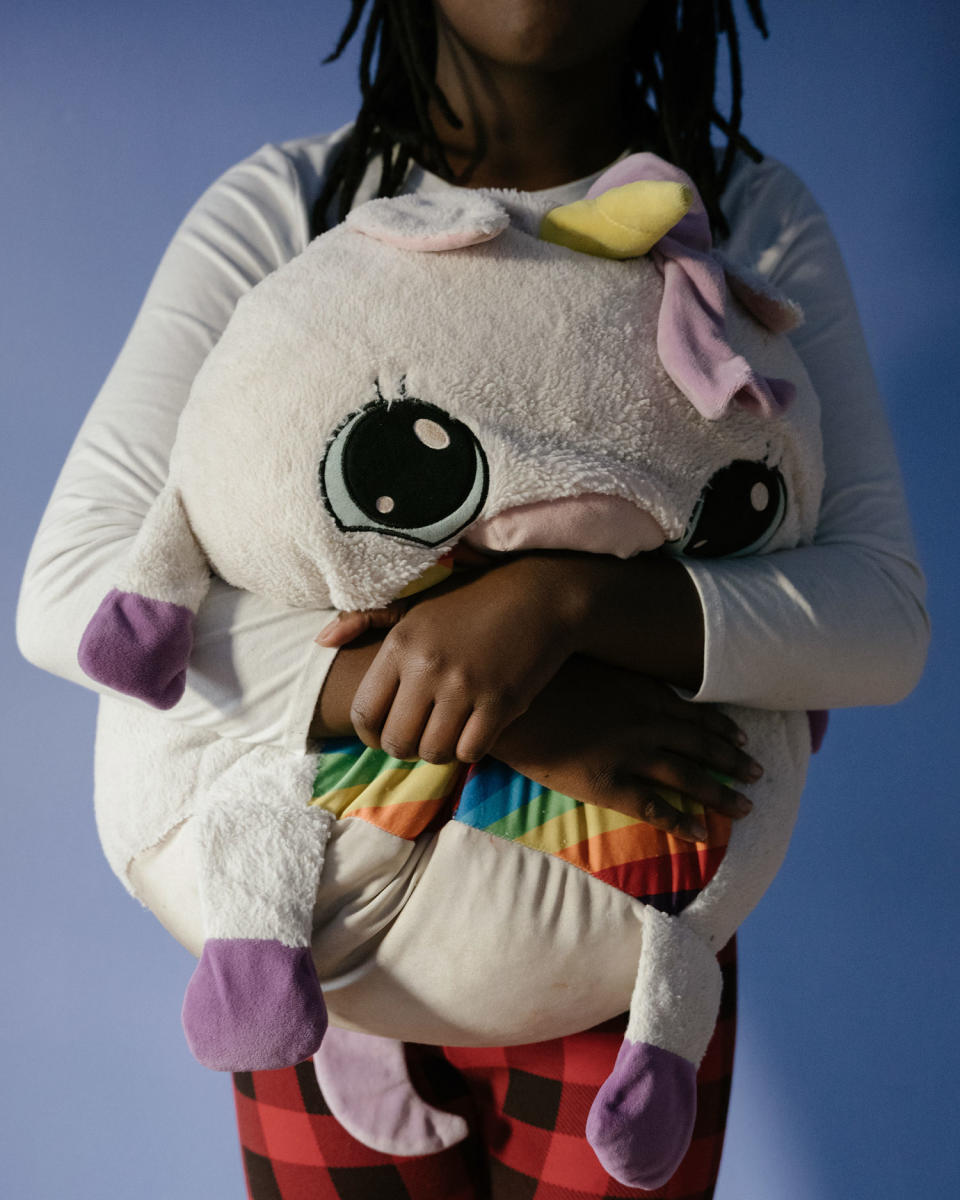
left=463, top=493, right=666, bottom=558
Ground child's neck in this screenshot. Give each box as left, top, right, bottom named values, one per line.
left=429, top=27, right=635, bottom=192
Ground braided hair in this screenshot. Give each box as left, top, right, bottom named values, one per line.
left=312, top=0, right=768, bottom=237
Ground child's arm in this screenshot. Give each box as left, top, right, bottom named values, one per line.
left=316, top=552, right=715, bottom=762
left=312, top=586, right=759, bottom=844
left=17, top=141, right=346, bottom=755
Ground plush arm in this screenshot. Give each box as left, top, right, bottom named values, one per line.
left=16, top=140, right=343, bottom=753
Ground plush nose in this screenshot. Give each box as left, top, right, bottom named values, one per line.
left=463, top=493, right=665, bottom=558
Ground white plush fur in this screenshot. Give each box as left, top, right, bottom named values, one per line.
left=91, top=186, right=824, bottom=1148
left=164, top=191, right=822, bottom=612
left=625, top=908, right=722, bottom=1064
left=345, top=192, right=509, bottom=250
left=120, top=487, right=209, bottom=611
left=192, top=749, right=332, bottom=945
left=621, top=708, right=810, bottom=1066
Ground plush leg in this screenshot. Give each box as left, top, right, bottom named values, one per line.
left=314, top=1027, right=468, bottom=1156
left=181, top=752, right=334, bottom=1071
left=586, top=907, right=722, bottom=1189
left=185, top=938, right=327, bottom=1071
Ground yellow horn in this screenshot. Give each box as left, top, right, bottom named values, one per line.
left=539, top=179, right=693, bottom=260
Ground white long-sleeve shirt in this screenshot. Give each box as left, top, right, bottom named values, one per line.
left=16, top=128, right=929, bottom=752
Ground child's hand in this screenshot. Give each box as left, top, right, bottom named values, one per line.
left=346, top=557, right=587, bottom=764
left=493, top=656, right=761, bottom=843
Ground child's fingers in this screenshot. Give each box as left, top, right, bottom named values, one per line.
left=456, top=703, right=513, bottom=764
left=316, top=612, right=370, bottom=646
left=657, top=690, right=746, bottom=747
left=350, top=657, right=401, bottom=749
left=418, top=698, right=476, bottom=764
left=645, top=750, right=753, bottom=818
left=378, top=679, right=435, bottom=762
left=317, top=603, right=407, bottom=647
left=657, top=722, right=762, bottom=786
left=600, top=782, right=709, bottom=844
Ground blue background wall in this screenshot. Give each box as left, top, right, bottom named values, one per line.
left=3, top=3, right=957, bottom=1196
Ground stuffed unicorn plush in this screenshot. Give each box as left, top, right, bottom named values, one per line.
left=78, top=154, right=823, bottom=1188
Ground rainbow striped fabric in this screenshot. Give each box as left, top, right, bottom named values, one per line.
left=311, top=738, right=731, bottom=913
left=311, top=738, right=464, bottom=838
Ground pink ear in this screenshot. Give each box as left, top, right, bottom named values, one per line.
left=78, top=588, right=195, bottom=710
left=722, top=261, right=804, bottom=334
left=346, top=194, right=509, bottom=252
left=584, top=154, right=796, bottom=419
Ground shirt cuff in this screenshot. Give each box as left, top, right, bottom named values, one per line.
left=673, top=557, right=727, bottom=704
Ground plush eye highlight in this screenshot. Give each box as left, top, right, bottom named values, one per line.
left=670, top=460, right=787, bottom=558
left=320, top=396, right=488, bottom=546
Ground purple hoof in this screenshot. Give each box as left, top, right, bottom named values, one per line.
left=182, top=939, right=327, bottom=1072
left=586, top=1040, right=697, bottom=1190
left=78, top=588, right=194, bottom=709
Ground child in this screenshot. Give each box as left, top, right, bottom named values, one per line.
left=18, top=2, right=928, bottom=1196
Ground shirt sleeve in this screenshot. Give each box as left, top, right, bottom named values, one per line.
left=680, top=157, right=929, bottom=710
left=16, top=142, right=340, bottom=753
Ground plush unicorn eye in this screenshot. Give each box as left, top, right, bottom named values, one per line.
left=669, top=460, right=787, bottom=558
left=321, top=396, right=488, bottom=546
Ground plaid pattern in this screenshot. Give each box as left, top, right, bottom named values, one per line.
left=233, top=939, right=735, bottom=1199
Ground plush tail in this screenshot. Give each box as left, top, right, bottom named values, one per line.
left=314, top=1027, right=468, bottom=1156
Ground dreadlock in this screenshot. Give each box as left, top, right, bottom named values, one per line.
left=312, top=0, right=768, bottom=238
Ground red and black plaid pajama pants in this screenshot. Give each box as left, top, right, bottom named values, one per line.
left=232, top=938, right=735, bottom=1200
